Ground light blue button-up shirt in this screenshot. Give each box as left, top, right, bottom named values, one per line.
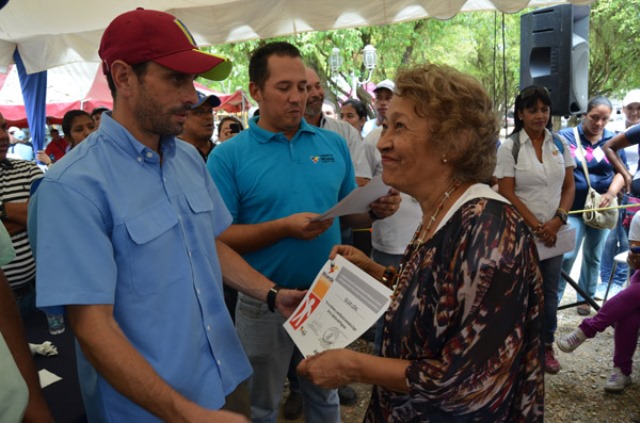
left=29, top=113, right=251, bottom=422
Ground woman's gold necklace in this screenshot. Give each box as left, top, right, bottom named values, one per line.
left=417, top=181, right=462, bottom=243
left=390, top=181, right=461, bottom=299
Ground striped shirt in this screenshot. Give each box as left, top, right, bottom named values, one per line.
left=0, top=159, right=43, bottom=288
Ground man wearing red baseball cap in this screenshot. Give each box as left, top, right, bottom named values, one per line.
left=98, top=7, right=232, bottom=82
left=28, top=8, right=304, bottom=423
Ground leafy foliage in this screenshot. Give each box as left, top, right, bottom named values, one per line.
left=201, top=2, right=637, bottom=120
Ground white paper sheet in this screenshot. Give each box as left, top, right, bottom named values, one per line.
left=284, top=255, right=392, bottom=357
left=38, top=369, right=62, bottom=388
left=312, top=175, right=392, bottom=221
left=535, top=225, right=576, bottom=261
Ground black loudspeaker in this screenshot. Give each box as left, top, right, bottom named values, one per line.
left=520, top=4, right=590, bottom=116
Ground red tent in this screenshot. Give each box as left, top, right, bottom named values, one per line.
left=0, top=62, right=251, bottom=127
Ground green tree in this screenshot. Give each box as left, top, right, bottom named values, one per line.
left=201, top=2, right=640, bottom=119
left=589, top=0, right=640, bottom=99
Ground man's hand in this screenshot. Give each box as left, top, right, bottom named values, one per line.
left=369, top=189, right=402, bottom=220
left=176, top=403, right=250, bottom=423
left=284, top=213, right=334, bottom=240
left=36, top=151, right=52, bottom=166
left=22, top=397, right=55, bottom=423
left=276, top=288, right=307, bottom=319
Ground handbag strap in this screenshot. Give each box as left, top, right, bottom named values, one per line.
left=574, top=126, right=593, bottom=191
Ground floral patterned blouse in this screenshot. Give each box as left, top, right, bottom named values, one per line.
left=364, top=196, right=544, bottom=423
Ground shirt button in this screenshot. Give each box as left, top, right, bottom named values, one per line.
left=196, top=288, right=201, bottom=294
left=146, top=152, right=153, bottom=158
left=217, top=360, right=221, bottom=366
left=137, top=157, right=143, bottom=162
left=207, top=325, right=211, bottom=331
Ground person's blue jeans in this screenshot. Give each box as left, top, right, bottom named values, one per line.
left=370, top=248, right=404, bottom=355
left=559, top=215, right=610, bottom=302
left=539, top=255, right=563, bottom=344
left=235, top=294, right=339, bottom=423
left=600, top=212, right=629, bottom=288
left=12, top=281, right=36, bottom=318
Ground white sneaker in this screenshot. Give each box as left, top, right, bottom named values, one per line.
left=604, top=367, right=632, bottom=392
left=594, top=284, right=608, bottom=301
left=557, top=328, right=587, bottom=353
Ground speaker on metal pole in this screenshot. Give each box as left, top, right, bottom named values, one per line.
left=520, top=4, right=590, bottom=116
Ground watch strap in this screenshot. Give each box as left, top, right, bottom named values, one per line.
left=267, top=285, right=281, bottom=313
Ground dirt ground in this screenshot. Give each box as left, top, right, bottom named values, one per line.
left=277, top=286, right=640, bottom=423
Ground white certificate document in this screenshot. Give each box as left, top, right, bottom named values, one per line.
left=312, top=175, right=391, bottom=221
left=284, top=255, right=393, bottom=357
left=535, top=225, right=576, bottom=261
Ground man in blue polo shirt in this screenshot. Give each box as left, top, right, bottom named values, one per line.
left=27, top=9, right=303, bottom=423
left=207, top=41, right=400, bottom=423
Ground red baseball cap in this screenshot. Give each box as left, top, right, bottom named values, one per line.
left=99, top=8, right=232, bottom=81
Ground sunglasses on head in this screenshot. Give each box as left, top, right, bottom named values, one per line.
left=519, top=86, right=550, bottom=99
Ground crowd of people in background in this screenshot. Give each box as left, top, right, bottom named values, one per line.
left=3, top=104, right=243, bottom=171
left=5, top=7, right=640, bottom=423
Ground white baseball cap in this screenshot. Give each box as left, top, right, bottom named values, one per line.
left=373, top=79, right=395, bottom=93
left=623, top=89, right=640, bottom=107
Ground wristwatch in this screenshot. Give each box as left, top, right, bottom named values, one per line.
left=555, top=208, right=568, bottom=224
left=267, top=285, right=282, bottom=313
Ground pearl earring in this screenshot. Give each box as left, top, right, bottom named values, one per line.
left=441, top=155, right=448, bottom=164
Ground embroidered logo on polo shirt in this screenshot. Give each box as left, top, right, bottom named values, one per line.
left=309, top=154, right=335, bottom=164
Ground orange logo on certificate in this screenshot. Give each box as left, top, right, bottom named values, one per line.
left=289, top=276, right=331, bottom=330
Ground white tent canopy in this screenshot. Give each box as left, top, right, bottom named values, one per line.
left=0, top=0, right=592, bottom=74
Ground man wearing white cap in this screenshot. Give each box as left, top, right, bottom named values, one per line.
left=6, top=127, right=34, bottom=161
left=28, top=8, right=303, bottom=423
left=361, top=79, right=394, bottom=137
left=609, top=89, right=640, bottom=134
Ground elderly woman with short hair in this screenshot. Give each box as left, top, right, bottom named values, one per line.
left=298, top=64, right=544, bottom=422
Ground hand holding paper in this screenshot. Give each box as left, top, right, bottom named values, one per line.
left=284, top=255, right=392, bottom=358
left=284, top=212, right=334, bottom=240
left=312, top=175, right=393, bottom=221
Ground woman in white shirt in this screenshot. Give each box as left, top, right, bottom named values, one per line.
left=495, top=85, right=575, bottom=375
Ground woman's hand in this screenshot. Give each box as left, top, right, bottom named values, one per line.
left=536, top=218, right=562, bottom=247
left=623, top=171, right=634, bottom=194
left=297, top=349, right=357, bottom=389
left=598, top=193, right=615, bottom=208
left=329, top=245, right=376, bottom=275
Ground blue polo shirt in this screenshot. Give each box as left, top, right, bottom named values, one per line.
left=625, top=123, right=640, bottom=146
left=559, top=123, right=626, bottom=211
left=207, top=117, right=357, bottom=289
left=28, top=114, right=251, bottom=423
